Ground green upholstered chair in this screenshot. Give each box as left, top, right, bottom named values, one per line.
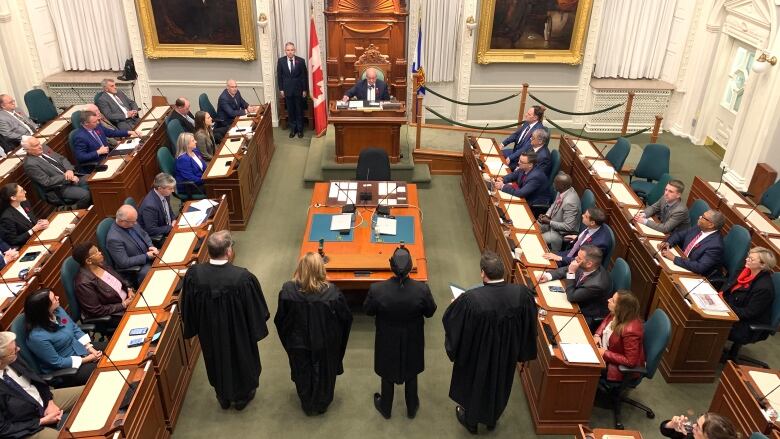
left=728, top=272, right=780, bottom=369
left=11, top=314, right=79, bottom=387
left=24, top=89, right=58, bottom=125
left=199, top=93, right=217, bottom=119
left=156, top=147, right=206, bottom=204
left=605, top=137, right=630, bottom=172
left=688, top=199, right=710, bottom=229
left=166, top=118, right=185, bottom=150
left=61, top=256, right=117, bottom=336
left=629, top=144, right=670, bottom=199
left=643, top=173, right=673, bottom=206
left=610, top=257, right=632, bottom=292
left=758, top=180, right=780, bottom=219
left=581, top=189, right=596, bottom=215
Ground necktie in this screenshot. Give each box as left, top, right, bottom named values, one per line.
left=11, top=112, right=34, bottom=134
left=661, top=204, right=669, bottom=221
left=111, top=94, right=129, bottom=117
left=520, top=172, right=528, bottom=185
left=126, top=228, right=147, bottom=253
left=2, top=370, right=43, bottom=415
left=683, top=232, right=702, bottom=256
left=90, top=129, right=102, bottom=145
left=161, top=196, right=171, bottom=225
left=576, top=271, right=589, bottom=287
left=41, top=154, right=66, bottom=172
left=549, top=194, right=563, bottom=217
left=567, top=230, right=589, bottom=258
left=289, top=58, right=294, bottom=73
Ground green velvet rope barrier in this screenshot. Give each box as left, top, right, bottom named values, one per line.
left=422, top=86, right=519, bottom=106
left=545, top=117, right=650, bottom=140
left=528, top=92, right=625, bottom=116
left=424, top=106, right=522, bottom=130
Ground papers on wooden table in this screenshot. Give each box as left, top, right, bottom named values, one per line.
left=148, top=106, right=170, bottom=120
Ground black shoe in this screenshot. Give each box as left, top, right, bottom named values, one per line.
left=487, top=424, right=496, bottom=431
left=234, top=389, right=256, bottom=411
left=289, top=131, right=296, bottom=138
left=217, top=396, right=230, bottom=410
left=456, top=405, right=477, bottom=434
left=374, top=393, right=391, bottom=419
left=297, top=132, right=304, bottom=138
left=407, top=402, right=419, bottom=419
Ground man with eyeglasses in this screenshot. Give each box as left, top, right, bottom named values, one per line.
left=0, top=331, right=84, bottom=439
left=658, top=209, right=725, bottom=279
left=0, top=94, right=38, bottom=148
left=106, top=204, right=159, bottom=286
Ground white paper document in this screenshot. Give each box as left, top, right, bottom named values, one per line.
left=450, top=284, right=465, bottom=299
left=179, top=210, right=207, bottom=228
left=375, top=217, right=397, bottom=235
left=689, top=292, right=730, bottom=312
left=0, top=282, right=24, bottom=300
left=560, top=343, right=600, bottom=364
left=330, top=214, right=352, bottom=231
left=115, top=138, right=140, bottom=151
left=189, top=198, right=218, bottom=211
left=348, top=101, right=364, bottom=109
left=378, top=182, right=397, bottom=196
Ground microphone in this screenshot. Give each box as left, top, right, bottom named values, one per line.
left=0, top=260, right=20, bottom=297
left=318, top=238, right=330, bottom=263
left=155, top=87, right=165, bottom=100
left=143, top=102, right=150, bottom=112
left=714, top=165, right=728, bottom=208
left=135, top=285, right=167, bottom=335
left=680, top=277, right=708, bottom=302
left=70, top=87, right=86, bottom=103
left=584, top=144, right=610, bottom=175
left=29, top=227, right=54, bottom=256
left=101, top=350, right=139, bottom=409
left=544, top=309, right=584, bottom=348
left=153, top=254, right=186, bottom=281
left=333, top=181, right=357, bottom=213
left=470, top=122, right=490, bottom=150
left=251, top=87, right=263, bottom=106
left=758, top=382, right=780, bottom=403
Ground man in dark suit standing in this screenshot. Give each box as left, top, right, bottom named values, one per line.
left=96, top=79, right=140, bottom=130
left=277, top=42, right=309, bottom=139
left=659, top=209, right=725, bottom=279
left=106, top=204, right=159, bottom=286
left=216, top=79, right=260, bottom=128
left=542, top=245, right=613, bottom=331
left=138, top=173, right=177, bottom=248
left=493, top=150, right=551, bottom=207
left=544, top=207, right=611, bottom=267
left=167, top=98, right=196, bottom=133
left=341, top=68, right=390, bottom=102
left=364, top=247, right=437, bottom=420
left=0, top=331, right=84, bottom=439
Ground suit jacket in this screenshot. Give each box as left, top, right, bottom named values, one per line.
left=665, top=226, right=724, bottom=278
left=595, top=315, right=645, bottom=381
left=723, top=270, right=775, bottom=344
left=0, top=110, right=37, bottom=142
left=643, top=199, right=690, bottom=235
left=96, top=91, right=139, bottom=124
left=502, top=122, right=547, bottom=157
left=167, top=110, right=196, bottom=133
left=550, top=265, right=612, bottom=327
left=27, top=307, right=88, bottom=374
left=194, top=129, right=216, bottom=161
left=216, top=89, right=249, bottom=126
left=556, top=225, right=612, bottom=266
left=526, top=145, right=552, bottom=175
left=545, top=187, right=581, bottom=234
left=74, top=265, right=130, bottom=319
left=23, top=146, right=76, bottom=204
left=0, top=238, right=9, bottom=270
left=345, top=79, right=391, bottom=101
left=138, top=189, right=175, bottom=238
left=0, top=357, right=53, bottom=439
left=0, top=201, right=37, bottom=247
left=72, top=125, right=128, bottom=164
left=500, top=166, right=551, bottom=206
left=277, top=56, right=309, bottom=96
left=106, top=222, right=153, bottom=270
left=175, top=150, right=206, bottom=191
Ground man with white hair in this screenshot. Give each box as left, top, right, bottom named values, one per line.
left=95, top=79, right=140, bottom=130
left=0, top=331, right=84, bottom=439
left=216, top=79, right=260, bottom=128
left=21, top=136, right=92, bottom=209
left=106, top=204, right=159, bottom=286
left=0, top=94, right=38, bottom=147
left=342, top=67, right=390, bottom=103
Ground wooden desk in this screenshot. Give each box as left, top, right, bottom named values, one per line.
left=576, top=424, right=644, bottom=438
left=329, top=100, right=406, bottom=163
left=203, top=104, right=274, bottom=230
left=300, top=181, right=427, bottom=290
left=709, top=361, right=780, bottom=439
left=0, top=276, right=39, bottom=330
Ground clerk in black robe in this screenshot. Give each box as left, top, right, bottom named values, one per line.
left=442, top=250, right=538, bottom=434
left=274, top=252, right=352, bottom=415
left=181, top=230, right=270, bottom=410
left=364, top=247, right=437, bottom=419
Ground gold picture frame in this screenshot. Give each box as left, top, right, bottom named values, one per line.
left=135, top=0, right=256, bottom=60
left=476, top=0, right=593, bottom=65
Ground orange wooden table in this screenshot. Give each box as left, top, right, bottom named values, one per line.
left=299, top=182, right=427, bottom=290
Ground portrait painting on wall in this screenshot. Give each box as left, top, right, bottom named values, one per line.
left=135, top=0, right=256, bottom=60
left=476, top=0, right=593, bottom=64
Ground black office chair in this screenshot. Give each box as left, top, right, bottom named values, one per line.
left=356, top=147, right=391, bottom=181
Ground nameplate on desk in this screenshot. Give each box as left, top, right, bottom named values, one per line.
left=110, top=313, right=157, bottom=361
left=162, top=231, right=198, bottom=264
left=735, top=206, right=779, bottom=235
left=92, top=157, right=125, bottom=180
left=69, top=369, right=131, bottom=433
left=574, top=140, right=600, bottom=158
left=148, top=106, right=169, bottom=120
left=37, top=119, right=68, bottom=136
left=206, top=157, right=234, bottom=178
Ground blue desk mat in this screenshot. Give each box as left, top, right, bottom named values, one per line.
left=309, top=214, right=354, bottom=242
left=371, top=215, right=415, bottom=244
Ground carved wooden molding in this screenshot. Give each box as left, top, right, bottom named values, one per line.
left=357, top=44, right=390, bottom=64
left=340, top=23, right=393, bottom=34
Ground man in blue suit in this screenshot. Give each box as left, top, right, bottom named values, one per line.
left=493, top=150, right=551, bottom=207
left=106, top=204, right=159, bottom=286
left=341, top=68, right=391, bottom=102
left=502, top=105, right=546, bottom=168
left=523, top=128, right=552, bottom=175
left=543, top=207, right=611, bottom=267
left=72, top=111, right=138, bottom=166
left=138, top=173, right=177, bottom=247
left=659, top=209, right=725, bottom=278
left=217, top=79, right=259, bottom=128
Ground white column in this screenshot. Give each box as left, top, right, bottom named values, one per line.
left=121, top=0, right=152, bottom=109
left=0, top=0, right=43, bottom=111
left=256, top=0, right=278, bottom=126
left=454, top=0, right=478, bottom=121
left=573, top=0, right=605, bottom=126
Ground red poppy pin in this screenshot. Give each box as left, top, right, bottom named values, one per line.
left=61, top=318, right=68, bottom=324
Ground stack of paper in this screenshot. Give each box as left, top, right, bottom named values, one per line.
left=116, top=138, right=140, bottom=151
left=560, top=343, right=600, bottom=364
left=375, top=217, right=397, bottom=235
left=179, top=210, right=208, bottom=228
left=348, top=101, right=364, bottom=109
left=329, top=182, right=357, bottom=203
left=450, top=284, right=465, bottom=299
left=190, top=199, right=218, bottom=211
left=330, top=214, right=352, bottom=231
left=378, top=182, right=397, bottom=196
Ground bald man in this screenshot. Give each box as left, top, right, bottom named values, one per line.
left=85, top=104, right=120, bottom=146
left=217, top=79, right=259, bottom=128
left=106, top=204, right=159, bottom=286
left=342, top=68, right=390, bottom=103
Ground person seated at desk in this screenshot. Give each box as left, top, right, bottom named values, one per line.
left=167, top=97, right=196, bottom=133
left=721, top=246, right=776, bottom=360
left=84, top=103, right=121, bottom=147
left=72, top=110, right=137, bottom=165
left=501, top=105, right=545, bottom=169
left=194, top=111, right=218, bottom=162
left=658, top=209, right=724, bottom=279
left=0, top=331, right=84, bottom=439
left=543, top=207, right=610, bottom=267
left=517, top=128, right=551, bottom=174
left=341, top=67, right=390, bottom=103
left=594, top=290, right=644, bottom=382
left=174, top=132, right=206, bottom=196
left=24, top=289, right=105, bottom=387
left=22, top=136, right=92, bottom=209
left=0, top=183, right=48, bottom=247
left=0, top=94, right=37, bottom=147
left=217, top=79, right=260, bottom=128
left=96, top=78, right=140, bottom=130
left=633, top=179, right=690, bottom=234
left=540, top=245, right=612, bottom=331
left=72, top=242, right=135, bottom=326
left=0, top=237, right=19, bottom=270
left=138, top=173, right=177, bottom=247
left=106, top=204, right=159, bottom=286
left=660, top=412, right=739, bottom=439
left=492, top=150, right=551, bottom=207
left=539, top=172, right=580, bottom=252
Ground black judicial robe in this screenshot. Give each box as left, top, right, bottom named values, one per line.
left=181, top=262, right=270, bottom=401
left=274, top=281, right=352, bottom=411
left=364, top=277, right=437, bottom=383
left=442, top=281, right=538, bottom=427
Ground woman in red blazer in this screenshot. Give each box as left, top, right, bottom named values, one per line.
left=594, top=290, right=645, bottom=382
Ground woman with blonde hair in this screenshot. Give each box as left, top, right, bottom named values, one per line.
left=274, top=252, right=352, bottom=415
left=173, top=132, right=205, bottom=195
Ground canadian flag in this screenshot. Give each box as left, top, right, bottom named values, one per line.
left=309, top=17, right=327, bottom=137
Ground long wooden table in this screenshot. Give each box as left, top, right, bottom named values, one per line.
left=328, top=100, right=406, bottom=163
left=203, top=103, right=274, bottom=230
left=709, top=361, right=780, bottom=439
